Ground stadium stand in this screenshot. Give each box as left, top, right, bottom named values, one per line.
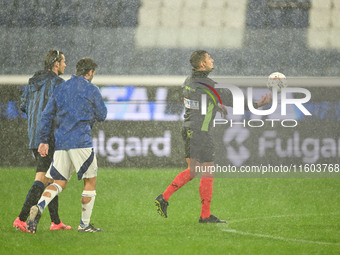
left=33, top=1, right=56, bottom=27
left=0, top=0, right=340, bottom=76
left=76, top=0, right=97, bottom=28
left=0, top=0, right=12, bottom=26
left=118, top=1, right=140, bottom=27
left=308, top=0, right=340, bottom=48
left=12, top=1, right=36, bottom=27
left=247, top=0, right=310, bottom=28
left=54, top=0, right=78, bottom=27
left=135, top=0, right=247, bottom=48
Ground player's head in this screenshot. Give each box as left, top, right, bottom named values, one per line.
left=44, top=50, right=66, bottom=75
left=76, top=58, right=98, bottom=82
left=190, top=50, right=214, bottom=72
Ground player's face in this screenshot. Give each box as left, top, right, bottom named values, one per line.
left=202, top=53, right=214, bottom=71
left=88, top=70, right=96, bottom=82
left=57, top=54, right=66, bottom=75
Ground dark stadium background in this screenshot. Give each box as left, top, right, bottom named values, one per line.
left=0, top=0, right=339, bottom=170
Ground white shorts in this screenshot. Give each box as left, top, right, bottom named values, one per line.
left=46, top=148, right=98, bottom=181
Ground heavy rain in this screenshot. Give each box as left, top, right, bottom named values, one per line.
left=0, top=0, right=339, bottom=254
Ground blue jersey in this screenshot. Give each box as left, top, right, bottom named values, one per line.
left=39, top=75, right=107, bottom=150
left=20, top=70, right=64, bottom=149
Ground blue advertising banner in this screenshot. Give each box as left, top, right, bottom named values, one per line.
left=0, top=84, right=339, bottom=171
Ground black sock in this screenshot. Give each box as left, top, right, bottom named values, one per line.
left=18, top=181, right=44, bottom=222
left=48, top=186, right=61, bottom=225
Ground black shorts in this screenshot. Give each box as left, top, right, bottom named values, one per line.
left=32, top=145, right=55, bottom=173
left=181, top=127, right=215, bottom=163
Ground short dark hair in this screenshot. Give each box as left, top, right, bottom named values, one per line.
left=76, top=58, right=98, bottom=76
left=44, top=50, right=64, bottom=70
left=190, top=50, right=208, bottom=69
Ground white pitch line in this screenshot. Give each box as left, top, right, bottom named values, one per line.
left=219, top=213, right=340, bottom=246
left=221, top=228, right=340, bottom=246
left=227, top=214, right=298, bottom=224
left=227, top=212, right=340, bottom=224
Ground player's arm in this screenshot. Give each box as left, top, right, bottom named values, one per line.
left=216, top=87, right=235, bottom=108
left=92, top=87, right=107, bottom=122
left=217, top=103, right=228, bottom=118
left=20, top=86, right=28, bottom=113
left=38, top=143, right=49, bottom=157
left=256, top=93, right=271, bottom=108
left=217, top=87, right=271, bottom=110
left=39, top=93, right=57, bottom=154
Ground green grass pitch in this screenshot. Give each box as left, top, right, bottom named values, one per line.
left=0, top=167, right=339, bottom=255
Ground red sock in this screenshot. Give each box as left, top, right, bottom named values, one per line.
left=163, top=169, right=192, bottom=201
left=199, top=177, right=213, bottom=219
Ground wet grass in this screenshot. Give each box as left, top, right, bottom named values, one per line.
left=0, top=167, right=339, bottom=255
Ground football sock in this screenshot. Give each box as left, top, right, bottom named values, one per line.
left=18, top=181, right=45, bottom=221
left=199, top=177, right=214, bottom=219
left=37, top=183, right=63, bottom=214
left=48, top=193, right=61, bottom=225
left=163, top=169, right=192, bottom=201
left=80, top=190, right=96, bottom=228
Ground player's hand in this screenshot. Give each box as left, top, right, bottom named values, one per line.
left=217, top=104, right=228, bottom=118
left=38, top=143, right=49, bottom=157
left=257, top=93, right=271, bottom=108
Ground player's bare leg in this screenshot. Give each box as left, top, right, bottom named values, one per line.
left=27, top=180, right=66, bottom=233
left=78, top=177, right=103, bottom=232
left=15, top=172, right=70, bottom=232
